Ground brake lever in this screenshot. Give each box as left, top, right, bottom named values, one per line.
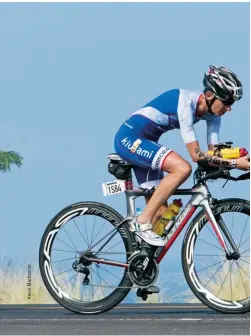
left=225, top=171, right=250, bottom=183
left=222, top=170, right=230, bottom=188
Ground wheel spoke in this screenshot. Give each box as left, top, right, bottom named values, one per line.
left=99, top=265, right=123, bottom=281
left=52, top=257, right=76, bottom=264
left=83, top=215, right=90, bottom=247
left=206, top=224, right=222, bottom=246
left=91, top=220, right=106, bottom=246
left=96, top=251, right=132, bottom=255
left=197, top=259, right=226, bottom=273
left=70, top=273, right=78, bottom=296
left=52, top=248, right=76, bottom=253
left=80, top=283, right=130, bottom=289
left=230, top=260, right=232, bottom=301
left=95, top=265, right=105, bottom=298
left=238, top=216, right=249, bottom=248
left=61, top=272, right=77, bottom=289
left=91, top=264, right=94, bottom=299
left=103, top=240, right=122, bottom=254
left=217, top=266, right=231, bottom=296
left=56, top=237, right=78, bottom=252
left=63, top=226, right=79, bottom=251
left=230, top=212, right=234, bottom=236
left=90, top=216, right=97, bottom=246
left=204, top=260, right=227, bottom=287
left=236, top=263, right=248, bottom=299
left=194, top=254, right=226, bottom=257
left=73, top=219, right=89, bottom=247
left=197, top=237, right=224, bottom=252
left=216, top=262, right=232, bottom=297
left=239, top=258, right=250, bottom=265
left=239, top=236, right=250, bottom=250
left=240, top=248, right=250, bottom=256
left=55, top=267, right=74, bottom=277
left=234, top=261, right=250, bottom=279
left=91, top=266, right=114, bottom=289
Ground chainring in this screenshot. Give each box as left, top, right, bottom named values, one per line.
left=128, top=252, right=159, bottom=288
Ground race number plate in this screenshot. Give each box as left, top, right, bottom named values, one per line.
left=102, top=180, right=125, bottom=196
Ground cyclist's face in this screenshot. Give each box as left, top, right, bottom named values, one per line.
left=211, top=98, right=233, bottom=116
left=204, top=91, right=233, bottom=116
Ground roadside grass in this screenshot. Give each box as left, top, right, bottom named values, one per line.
left=0, top=256, right=55, bottom=304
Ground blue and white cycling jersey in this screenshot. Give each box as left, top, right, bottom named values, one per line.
left=125, top=89, right=221, bottom=144
left=114, top=89, right=221, bottom=185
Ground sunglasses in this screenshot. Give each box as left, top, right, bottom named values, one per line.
left=220, top=99, right=234, bottom=107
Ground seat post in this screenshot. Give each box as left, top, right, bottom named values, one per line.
left=124, top=168, right=133, bottom=191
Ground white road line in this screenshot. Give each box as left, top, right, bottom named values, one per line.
left=0, top=318, right=249, bottom=322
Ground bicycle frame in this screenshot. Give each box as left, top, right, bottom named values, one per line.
left=86, top=182, right=240, bottom=269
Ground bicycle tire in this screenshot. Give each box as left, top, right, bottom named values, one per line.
left=39, top=201, right=136, bottom=314
left=182, top=198, right=250, bottom=314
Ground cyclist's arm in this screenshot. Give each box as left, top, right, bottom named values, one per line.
left=196, top=116, right=249, bottom=169
left=206, top=116, right=221, bottom=150
left=177, top=99, right=228, bottom=166
left=177, top=97, right=236, bottom=169
left=177, top=95, right=198, bottom=145
left=186, top=141, right=235, bottom=169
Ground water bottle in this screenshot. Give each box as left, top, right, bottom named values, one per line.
left=153, top=199, right=183, bottom=236
left=207, top=147, right=248, bottom=159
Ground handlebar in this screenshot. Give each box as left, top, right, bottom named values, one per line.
left=194, top=165, right=250, bottom=185
left=194, top=141, right=250, bottom=184
left=203, top=169, right=229, bottom=181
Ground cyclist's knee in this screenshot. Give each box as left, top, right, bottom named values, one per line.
left=162, top=152, right=192, bottom=177
left=177, top=161, right=192, bottom=178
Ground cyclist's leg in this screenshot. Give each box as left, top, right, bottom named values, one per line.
left=133, top=166, right=168, bottom=225
left=115, top=127, right=182, bottom=246
left=137, top=152, right=192, bottom=225
left=146, top=198, right=168, bottom=226
left=133, top=150, right=191, bottom=246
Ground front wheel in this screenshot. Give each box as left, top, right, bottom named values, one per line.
left=39, top=201, right=136, bottom=314
left=182, top=198, right=250, bottom=314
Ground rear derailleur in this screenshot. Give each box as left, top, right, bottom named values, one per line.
left=72, top=251, right=97, bottom=286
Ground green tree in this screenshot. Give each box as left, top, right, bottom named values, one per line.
left=0, top=151, right=23, bottom=172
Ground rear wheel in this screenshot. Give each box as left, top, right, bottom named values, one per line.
left=39, top=201, right=136, bottom=314
left=182, top=198, right=250, bottom=314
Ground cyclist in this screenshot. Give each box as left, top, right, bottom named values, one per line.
left=114, top=65, right=250, bottom=247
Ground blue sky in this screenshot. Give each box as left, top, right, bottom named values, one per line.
left=0, top=2, right=249, bottom=277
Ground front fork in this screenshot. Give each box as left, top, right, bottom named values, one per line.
left=202, top=199, right=240, bottom=259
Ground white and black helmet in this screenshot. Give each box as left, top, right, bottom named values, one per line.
left=203, top=65, right=243, bottom=103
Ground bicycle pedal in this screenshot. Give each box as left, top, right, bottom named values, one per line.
left=145, top=285, right=160, bottom=294
left=136, top=286, right=160, bottom=299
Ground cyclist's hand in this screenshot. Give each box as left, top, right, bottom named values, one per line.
left=236, top=155, right=250, bottom=171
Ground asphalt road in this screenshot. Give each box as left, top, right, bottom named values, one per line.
left=0, top=304, right=249, bottom=335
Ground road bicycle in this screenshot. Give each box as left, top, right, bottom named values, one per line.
left=39, top=148, right=250, bottom=315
